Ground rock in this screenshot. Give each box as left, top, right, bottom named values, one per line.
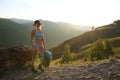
left=0, top=45, right=32, bottom=72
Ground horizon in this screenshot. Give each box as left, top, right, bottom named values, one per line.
left=0, top=0, right=120, bottom=26
left=1, top=17, right=117, bottom=27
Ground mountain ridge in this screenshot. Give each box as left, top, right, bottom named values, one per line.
left=0, top=18, right=89, bottom=49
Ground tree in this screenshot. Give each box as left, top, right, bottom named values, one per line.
left=61, top=44, right=72, bottom=64
left=103, top=40, right=114, bottom=57
left=113, top=20, right=120, bottom=26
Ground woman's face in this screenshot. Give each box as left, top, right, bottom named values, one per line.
left=35, top=24, right=40, bottom=28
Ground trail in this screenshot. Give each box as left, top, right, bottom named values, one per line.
left=1, top=60, right=120, bottom=80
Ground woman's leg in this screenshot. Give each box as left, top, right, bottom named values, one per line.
left=32, top=48, right=37, bottom=67
left=38, top=43, right=44, bottom=63
left=38, top=47, right=45, bottom=71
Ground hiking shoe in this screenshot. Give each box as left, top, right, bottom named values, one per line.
left=38, top=64, right=45, bottom=72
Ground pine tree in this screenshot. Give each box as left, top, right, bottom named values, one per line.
left=61, top=44, right=72, bottom=64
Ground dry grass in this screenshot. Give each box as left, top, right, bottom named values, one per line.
left=51, top=55, right=120, bottom=67
left=51, top=37, right=120, bottom=67
left=114, top=47, right=120, bottom=58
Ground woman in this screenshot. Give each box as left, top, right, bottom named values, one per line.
left=31, top=20, right=46, bottom=72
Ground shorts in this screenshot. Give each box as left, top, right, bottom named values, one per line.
left=33, top=42, right=44, bottom=51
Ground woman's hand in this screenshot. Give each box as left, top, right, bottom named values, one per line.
left=31, top=45, right=34, bottom=51
left=40, top=46, right=46, bottom=52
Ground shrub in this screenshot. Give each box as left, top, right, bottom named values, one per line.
left=84, top=38, right=114, bottom=61
left=113, top=20, right=120, bottom=26
left=60, top=44, right=72, bottom=64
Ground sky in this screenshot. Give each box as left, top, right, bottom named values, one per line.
left=0, top=0, right=120, bottom=26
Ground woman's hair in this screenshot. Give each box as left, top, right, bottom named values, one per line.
left=33, top=20, right=41, bottom=26
left=33, top=20, right=42, bottom=30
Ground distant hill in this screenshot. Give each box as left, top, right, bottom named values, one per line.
left=10, top=18, right=32, bottom=24
left=51, top=20, right=120, bottom=59
left=0, top=18, right=89, bottom=49
left=0, top=18, right=32, bottom=48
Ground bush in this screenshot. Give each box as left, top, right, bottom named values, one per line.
left=60, top=44, right=72, bottom=64
left=113, top=20, right=120, bottom=26
left=84, top=38, right=114, bottom=61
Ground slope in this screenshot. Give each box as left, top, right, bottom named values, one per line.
left=51, top=20, right=120, bottom=59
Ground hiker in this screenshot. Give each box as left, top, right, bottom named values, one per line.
left=31, top=20, right=47, bottom=72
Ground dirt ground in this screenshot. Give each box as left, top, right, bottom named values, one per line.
left=1, top=60, right=120, bottom=80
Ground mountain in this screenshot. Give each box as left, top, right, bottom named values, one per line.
left=0, top=18, right=32, bottom=48
left=10, top=18, right=32, bottom=24
left=55, top=22, right=91, bottom=31
left=50, top=20, right=120, bottom=59
left=0, top=18, right=89, bottom=49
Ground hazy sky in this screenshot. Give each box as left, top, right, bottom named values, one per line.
left=0, top=0, right=120, bottom=26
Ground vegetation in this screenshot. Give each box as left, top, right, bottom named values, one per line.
left=60, top=44, right=72, bottom=64
left=84, top=38, right=114, bottom=61
left=113, top=20, right=120, bottom=26
left=51, top=36, right=120, bottom=67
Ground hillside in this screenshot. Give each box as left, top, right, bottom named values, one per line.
left=0, top=18, right=30, bottom=48
left=51, top=20, right=120, bottom=59
left=0, top=45, right=120, bottom=80
left=0, top=18, right=89, bottom=49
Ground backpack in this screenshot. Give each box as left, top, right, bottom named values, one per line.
left=41, top=50, right=52, bottom=67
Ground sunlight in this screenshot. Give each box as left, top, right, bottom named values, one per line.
left=57, top=0, right=117, bottom=26
left=0, top=0, right=120, bottom=26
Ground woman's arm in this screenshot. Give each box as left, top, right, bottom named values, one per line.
left=42, top=31, right=46, bottom=50
left=31, top=30, right=34, bottom=49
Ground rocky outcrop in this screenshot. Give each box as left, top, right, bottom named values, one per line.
left=0, top=45, right=32, bottom=71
